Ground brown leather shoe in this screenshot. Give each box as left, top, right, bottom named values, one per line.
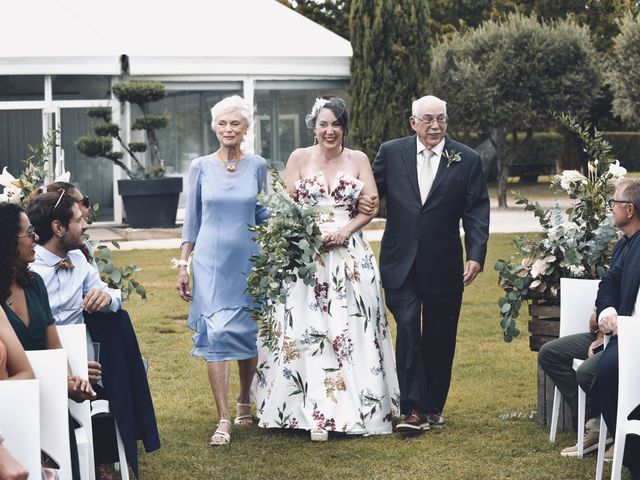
left=426, top=413, right=445, bottom=427
left=396, top=410, right=430, bottom=431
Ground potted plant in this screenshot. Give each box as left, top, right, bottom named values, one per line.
left=494, top=114, right=626, bottom=430
left=77, top=80, right=182, bottom=228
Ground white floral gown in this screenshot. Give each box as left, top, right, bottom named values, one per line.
left=254, top=171, right=400, bottom=435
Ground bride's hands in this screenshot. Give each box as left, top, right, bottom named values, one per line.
left=323, top=228, right=352, bottom=247
left=177, top=266, right=192, bottom=301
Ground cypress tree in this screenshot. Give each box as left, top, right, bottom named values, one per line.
left=349, top=0, right=431, bottom=159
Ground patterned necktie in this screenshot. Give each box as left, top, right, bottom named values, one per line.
left=419, top=149, right=435, bottom=204
left=55, top=258, right=75, bottom=271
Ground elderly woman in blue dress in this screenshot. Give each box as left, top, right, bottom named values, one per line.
left=176, top=95, right=268, bottom=446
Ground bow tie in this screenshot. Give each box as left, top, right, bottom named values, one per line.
left=55, top=258, right=75, bottom=271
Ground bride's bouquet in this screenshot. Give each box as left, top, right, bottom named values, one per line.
left=246, top=170, right=325, bottom=350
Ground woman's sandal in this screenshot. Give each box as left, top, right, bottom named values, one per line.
left=233, top=402, right=254, bottom=426
left=209, top=419, right=232, bottom=446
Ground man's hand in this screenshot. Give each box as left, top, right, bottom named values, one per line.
left=357, top=194, right=378, bottom=216
left=83, top=288, right=112, bottom=313
left=68, top=375, right=97, bottom=402
left=463, top=260, right=482, bottom=287
left=88, top=360, right=102, bottom=384
left=588, top=338, right=604, bottom=358
left=600, top=311, right=618, bottom=336
left=0, top=444, right=28, bottom=480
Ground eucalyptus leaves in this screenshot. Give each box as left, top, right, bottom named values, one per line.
left=246, top=170, right=325, bottom=349
left=496, top=113, right=623, bottom=342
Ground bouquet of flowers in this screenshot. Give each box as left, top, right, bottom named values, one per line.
left=496, top=113, right=625, bottom=342
left=246, top=170, right=325, bottom=350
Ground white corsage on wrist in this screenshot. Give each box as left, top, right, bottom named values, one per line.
left=171, top=258, right=191, bottom=274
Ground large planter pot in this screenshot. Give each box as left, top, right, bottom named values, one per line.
left=527, top=299, right=575, bottom=432
left=117, top=177, right=182, bottom=228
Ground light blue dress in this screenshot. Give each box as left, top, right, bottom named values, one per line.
left=181, top=154, right=269, bottom=361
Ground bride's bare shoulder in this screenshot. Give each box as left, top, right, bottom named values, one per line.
left=344, top=148, right=369, bottom=165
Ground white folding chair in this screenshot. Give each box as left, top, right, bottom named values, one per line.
left=91, top=399, right=129, bottom=480
left=594, top=316, right=640, bottom=480
left=57, top=324, right=96, bottom=480
left=549, top=278, right=601, bottom=458
left=0, top=379, right=41, bottom=478
left=26, top=349, right=73, bottom=480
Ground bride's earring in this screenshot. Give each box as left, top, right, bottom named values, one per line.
left=313, top=137, right=319, bottom=145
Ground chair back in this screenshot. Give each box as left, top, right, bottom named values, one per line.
left=559, top=278, right=600, bottom=337
left=0, top=379, right=41, bottom=478
left=616, top=316, right=640, bottom=429
left=57, top=324, right=96, bottom=480
left=26, top=348, right=73, bottom=480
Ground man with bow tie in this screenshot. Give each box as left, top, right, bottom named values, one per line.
left=359, top=95, right=490, bottom=431
left=26, top=190, right=121, bottom=323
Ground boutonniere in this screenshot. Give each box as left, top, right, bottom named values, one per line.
left=443, top=149, right=462, bottom=168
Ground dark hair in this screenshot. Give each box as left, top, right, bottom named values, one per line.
left=0, top=202, right=32, bottom=303
left=618, top=179, right=640, bottom=219
left=26, top=190, right=76, bottom=244
left=307, top=96, right=349, bottom=150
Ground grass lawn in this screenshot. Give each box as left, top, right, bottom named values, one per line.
left=113, top=234, right=617, bottom=480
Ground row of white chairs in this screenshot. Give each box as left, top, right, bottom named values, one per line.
left=549, top=278, right=640, bottom=479
left=0, top=324, right=128, bottom=480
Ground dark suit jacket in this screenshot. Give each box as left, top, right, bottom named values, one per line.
left=596, top=230, right=640, bottom=318
left=85, top=309, right=161, bottom=478
left=373, top=135, right=490, bottom=293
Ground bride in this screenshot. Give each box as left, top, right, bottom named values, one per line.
left=254, top=97, right=399, bottom=440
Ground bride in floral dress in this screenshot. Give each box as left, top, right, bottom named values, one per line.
left=254, top=97, right=399, bottom=440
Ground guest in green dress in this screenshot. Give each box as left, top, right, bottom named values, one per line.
left=0, top=201, right=96, bottom=480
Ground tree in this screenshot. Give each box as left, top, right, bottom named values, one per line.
left=349, top=0, right=431, bottom=160
left=278, top=0, right=351, bottom=39
left=607, top=15, right=640, bottom=129
left=431, top=14, right=601, bottom=207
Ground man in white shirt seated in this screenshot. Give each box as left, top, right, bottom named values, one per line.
left=27, top=191, right=121, bottom=324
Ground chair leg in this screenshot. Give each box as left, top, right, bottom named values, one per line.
left=550, top=387, right=561, bottom=443
left=611, top=428, right=626, bottom=480
left=595, top=415, right=608, bottom=480
left=113, top=420, right=129, bottom=480
left=577, top=387, right=586, bottom=458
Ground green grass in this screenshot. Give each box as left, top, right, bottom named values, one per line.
left=113, top=236, right=618, bottom=480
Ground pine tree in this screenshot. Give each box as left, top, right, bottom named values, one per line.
left=349, top=0, right=431, bottom=159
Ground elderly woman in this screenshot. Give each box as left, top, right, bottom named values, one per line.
left=176, top=95, right=269, bottom=446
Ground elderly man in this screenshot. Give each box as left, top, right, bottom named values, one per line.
left=361, top=95, right=490, bottom=430
left=27, top=190, right=160, bottom=479
left=593, top=179, right=640, bottom=479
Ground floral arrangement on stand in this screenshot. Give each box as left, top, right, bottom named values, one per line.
left=0, top=132, right=145, bottom=301
left=246, top=170, right=325, bottom=352
left=495, top=113, right=627, bottom=342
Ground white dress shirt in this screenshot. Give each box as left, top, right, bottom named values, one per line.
left=416, top=138, right=444, bottom=182
left=30, top=244, right=122, bottom=325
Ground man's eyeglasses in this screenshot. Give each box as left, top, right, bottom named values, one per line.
left=608, top=199, right=631, bottom=208
left=78, top=195, right=90, bottom=209
left=413, top=114, right=448, bottom=126
left=17, top=224, right=37, bottom=240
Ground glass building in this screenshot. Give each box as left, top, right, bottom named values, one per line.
left=0, top=0, right=351, bottom=223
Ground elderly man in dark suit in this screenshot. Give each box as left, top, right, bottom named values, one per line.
left=593, top=179, right=640, bottom=479
left=360, top=95, right=490, bottom=431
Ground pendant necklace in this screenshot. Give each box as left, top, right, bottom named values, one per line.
left=224, top=159, right=238, bottom=172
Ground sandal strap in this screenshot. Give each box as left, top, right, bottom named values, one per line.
left=236, top=403, right=251, bottom=408
left=217, top=419, right=232, bottom=426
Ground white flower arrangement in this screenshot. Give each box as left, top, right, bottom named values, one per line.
left=443, top=149, right=462, bottom=168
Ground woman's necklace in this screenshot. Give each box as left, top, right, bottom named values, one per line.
left=224, top=158, right=239, bottom=172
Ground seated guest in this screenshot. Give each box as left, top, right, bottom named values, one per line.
left=593, top=179, right=640, bottom=480
left=26, top=189, right=160, bottom=479
left=0, top=202, right=98, bottom=480
left=538, top=219, right=630, bottom=457
left=0, top=309, right=33, bottom=480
